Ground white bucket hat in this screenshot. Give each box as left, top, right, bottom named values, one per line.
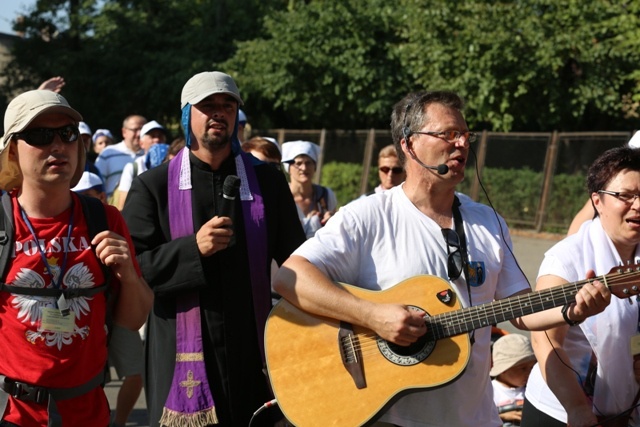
left=281, top=140, right=320, bottom=173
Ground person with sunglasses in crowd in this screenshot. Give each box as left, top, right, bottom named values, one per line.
left=370, top=144, right=406, bottom=195
left=273, top=90, right=611, bottom=426
left=0, top=90, right=152, bottom=426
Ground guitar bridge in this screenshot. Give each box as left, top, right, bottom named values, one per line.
left=338, top=322, right=366, bottom=389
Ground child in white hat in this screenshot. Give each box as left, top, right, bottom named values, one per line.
left=491, top=334, right=537, bottom=426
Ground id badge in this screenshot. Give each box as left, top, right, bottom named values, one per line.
left=40, top=307, right=75, bottom=333
left=467, top=261, right=486, bottom=287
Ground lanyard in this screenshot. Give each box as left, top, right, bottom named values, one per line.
left=19, top=199, right=75, bottom=314
left=452, top=195, right=475, bottom=345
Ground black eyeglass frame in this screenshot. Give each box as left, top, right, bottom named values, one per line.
left=441, top=228, right=464, bottom=281
left=13, top=125, right=80, bottom=147
left=597, top=190, right=640, bottom=204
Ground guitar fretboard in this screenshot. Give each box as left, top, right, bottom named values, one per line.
left=426, top=280, right=583, bottom=340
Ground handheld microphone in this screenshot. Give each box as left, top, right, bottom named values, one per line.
left=219, top=175, right=241, bottom=247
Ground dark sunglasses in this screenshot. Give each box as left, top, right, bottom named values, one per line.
left=441, top=228, right=463, bottom=280
left=13, top=125, right=80, bottom=147
left=379, top=166, right=404, bottom=174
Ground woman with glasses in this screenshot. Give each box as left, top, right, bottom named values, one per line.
left=281, top=140, right=338, bottom=238
left=522, top=146, right=640, bottom=427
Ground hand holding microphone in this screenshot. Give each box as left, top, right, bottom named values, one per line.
left=195, top=175, right=241, bottom=256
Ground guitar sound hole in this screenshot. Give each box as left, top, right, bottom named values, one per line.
left=387, top=335, right=429, bottom=356
left=376, top=305, right=437, bottom=366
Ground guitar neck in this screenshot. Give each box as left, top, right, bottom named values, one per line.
left=426, top=280, right=584, bottom=340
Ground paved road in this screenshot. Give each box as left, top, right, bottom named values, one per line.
left=104, top=231, right=562, bottom=426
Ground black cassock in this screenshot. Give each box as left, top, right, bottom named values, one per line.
left=123, top=152, right=305, bottom=426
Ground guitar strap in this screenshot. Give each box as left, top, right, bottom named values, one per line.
left=452, top=195, right=475, bottom=345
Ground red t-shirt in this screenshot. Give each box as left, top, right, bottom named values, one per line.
left=0, top=192, right=140, bottom=426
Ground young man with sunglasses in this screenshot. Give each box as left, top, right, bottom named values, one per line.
left=0, top=90, right=153, bottom=427
left=273, top=90, right=611, bottom=427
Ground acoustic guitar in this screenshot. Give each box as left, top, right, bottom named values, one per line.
left=265, top=267, right=640, bottom=426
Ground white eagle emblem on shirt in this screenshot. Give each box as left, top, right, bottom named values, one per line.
left=11, top=261, right=96, bottom=350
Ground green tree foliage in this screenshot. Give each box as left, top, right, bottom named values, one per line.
left=222, top=0, right=410, bottom=129
left=1, top=0, right=285, bottom=133
left=2, top=0, right=640, bottom=134
left=225, top=0, right=640, bottom=131
left=398, top=0, right=640, bottom=131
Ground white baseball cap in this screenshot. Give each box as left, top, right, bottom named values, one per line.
left=78, top=121, right=92, bottom=136
left=140, top=120, right=165, bottom=137
left=180, top=71, right=244, bottom=109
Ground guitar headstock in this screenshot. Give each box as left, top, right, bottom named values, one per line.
left=606, top=263, right=640, bottom=299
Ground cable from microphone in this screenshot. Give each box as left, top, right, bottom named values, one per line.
left=248, top=399, right=278, bottom=427
left=406, top=148, right=449, bottom=175
left=219, top=175, right=241, bottom=247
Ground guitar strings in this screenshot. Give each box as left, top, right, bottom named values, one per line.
left=338, top=270, right=640, bottom=360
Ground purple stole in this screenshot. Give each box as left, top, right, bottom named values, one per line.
left=160, top=147, right=269, bottom=426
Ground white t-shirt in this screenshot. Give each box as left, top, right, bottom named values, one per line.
left=525, top=218, right=640, bottom=423
left=293, top=185, right=530, bottom=427
left=117, top=156, right=148, bottom=193
left=492, top=379, right=526, bottom=409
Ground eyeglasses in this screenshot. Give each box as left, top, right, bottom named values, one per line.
left=412, top=130, right=478, bottom=144
left=13, top=125, right=79, bottom=147
left=598, top=190, right=640, bottom=204
left=379, top=166, right=404, bottom=175
left=290, top=160, right=315, bottom=170
left=124, top=127, right=143, bottom=133
left=441, top=228, right=463, bottom=280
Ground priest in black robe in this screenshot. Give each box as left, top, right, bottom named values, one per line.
left=122, top=71, right=305, bottom=427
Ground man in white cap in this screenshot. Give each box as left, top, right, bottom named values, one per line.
left=95, top=114, right=146, bottom=201
left=0, top=90, right=152, bottom=426
left=114, top=119, right=167, bottom=210
left=122, top=71, right=305, bottom=426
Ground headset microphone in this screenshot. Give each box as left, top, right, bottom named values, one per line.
left=406, top=148, right=449, bottom=175
left=432, top=164, right=450, bottom=175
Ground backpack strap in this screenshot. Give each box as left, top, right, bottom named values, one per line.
left=0, top=192, right=14, bottom=281
left=312, top=184, right=329, bottom=214
left=76, top=194, right=116, bottom=343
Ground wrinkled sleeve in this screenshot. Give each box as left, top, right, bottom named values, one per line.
left=121, top=173, right=206, bottom=297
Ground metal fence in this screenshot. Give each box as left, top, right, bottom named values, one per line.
left=256, top=128, right=635, bottom=232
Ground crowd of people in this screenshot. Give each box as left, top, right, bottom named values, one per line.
left=0, top=71, right=637, bottom=427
